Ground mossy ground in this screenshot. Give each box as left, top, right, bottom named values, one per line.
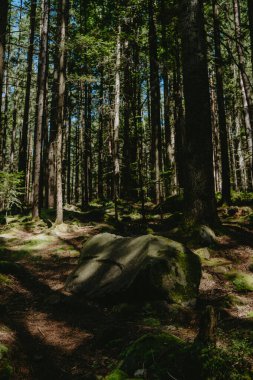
left=225, top=271, right=253, bottom=292
left=106, top=333, right=253, bottom=380
left=0, top=344, right=13, bottom=380
left=0, top=198, right=252, bottom=379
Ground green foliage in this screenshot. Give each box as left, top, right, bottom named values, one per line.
left=0, top=172, right=24, bottom=213
left=0, top=344, right=13, bottom=380
left=230, top=192, right=253, bottom=206
left=191, top=343, right=252, bottom=380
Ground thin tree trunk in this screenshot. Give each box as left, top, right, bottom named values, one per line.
left=234, top=0, right=253, bottom=187
left=239, top=72, right=253, bottom=189
left=67, top=103, right=72, bottom=204
left=114, top=25, right=121, bottom=221
left=148, top=0, right=162, bottom=204
left=98, top=69, right=104, bottom=200
left=0, top=0, right=9, bottom=170
left=55, top=0, right=69, bottom=224
left=122, top=35, right=132, bottom=199
left=75, top=121, right=80, bottom=204
left=212, top=0, right=231, bottom=203
left=173, top=42, right=185, bottom=192
left=247, top=0, right=253, bottom=77
left=80, top=85, right=85, bottom=208
left=48, top=65, right=58, bottom=208
left=160, top=0, right=173, bottom=196
left=32, top=0, right=49, bottom=219
left=19, top=0, right=37, bottom=178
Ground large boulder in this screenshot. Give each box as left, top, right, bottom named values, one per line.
left=65, top=233, right=201, bottom=304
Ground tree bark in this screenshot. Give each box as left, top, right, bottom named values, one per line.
left=180, top=0, right=218, bottom=226
left=66, top=102, right=72, bottom=204
left=55, top=0, right=69, bottom=224
left=148, top=0, right=162, bottom=204
left=32, top=0, right=49, bottom=219
left=0, top=0, right=9, bottom=170
left=247, top=0, right=253, bottom=77
left=173, top=41, right=185, bottom=192
left=98, top=69, right=104, bottom=200
left=160, top=0, right=173, bottom=196
left=114, top=25, right=121, bottom=221
left=19, top=0, right=37, bottom=178
left=234, top=0, right=253, bottom=188
left=212, top=0, right=231, bottom=204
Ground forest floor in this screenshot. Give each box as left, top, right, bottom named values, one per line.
left=0, top=201, right=253, bottom=379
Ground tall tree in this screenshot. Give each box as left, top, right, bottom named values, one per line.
left=247, top=0, right=253, bottom=76
left=0, top=0, right=9, bottom=170
left=55, top=0, right=69, bottom=224
left=97, top=69, right=104, bottom=200
left=160, top=0, right=173, bottom=195
left=148, top=0, right=162, bottom=204
left=32, top=0, right=49, bottom=219
left=180, top=0, right=218, bottom=226
left=19, top=0, right=37, bottom=181
left=234, top=0, right=253, bottom=188
left=212, top=0, right=231, bottom=204
left=113, top=25, right=121, bottom=221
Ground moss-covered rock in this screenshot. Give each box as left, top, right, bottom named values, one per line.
left=120, top=333, right=187, bottom=379
left=198, top=225, right=217, bottom=245
left=225, top=271, right=253, bottom=292
left=65, top=233, right=201, bottom=304
left=108, top=333, right=253, bottom=380
left=195, top=247, right=211, bottom=261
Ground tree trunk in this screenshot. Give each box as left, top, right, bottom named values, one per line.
left=32, top=0, right=49, bottom=219
left=19, top=0, right=37, bottom=179
left=75, top=119, right=80, bottom=204
left=55, top=0, right=69, bottom=224
left=160, top=0, right=173, bottom=196
left=247, top=0, right=253, bottom=77
left=66, top=103, right=72, bottom=204
left=114, top=25, right=121, bottom=221
left=212, top=0, right=231, bottom=204
left=98, top=69, right=104, bottom=200
left=0, top=0, right=9, bottom=170
left=180, top=0, right=218, bottom=226
left=239, top=72, right=253, bottom=189
left=234, top=0, right=253, bottom=188
left=173, top=41, right=185, bottom=192
left=48, top=64, right=58, bottom=208
left=148, top=0, right=162, bottom=204
left=122, top=35, right=132, bottom=199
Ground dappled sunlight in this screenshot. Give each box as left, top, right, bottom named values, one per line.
left=25, top=312, right=93, bottom=352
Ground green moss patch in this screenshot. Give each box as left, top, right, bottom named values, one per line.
left=225, top=271, right=253, bottom=292
left=107, top=333, right=253, bottom=380
left=0, top=344, right=13, bottom=380
left=0, top=273, right=11, bottom=285
left=120, top=333, right=186, bottom=379
left=247, top=311, right=253, bottom=319
left=104, top=369, right=128, bottom=379
left=142, top=317, right=161, bottom=327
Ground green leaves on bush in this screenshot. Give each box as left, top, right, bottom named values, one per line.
left=0, top=172, right=24, bottom=212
